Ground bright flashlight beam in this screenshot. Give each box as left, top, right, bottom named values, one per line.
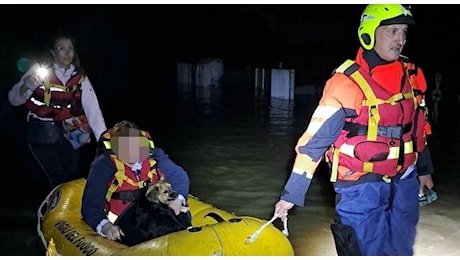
left=37, top=67, right=48, bottom=79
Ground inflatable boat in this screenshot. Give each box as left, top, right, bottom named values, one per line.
left=37, top=178, right=294, bottom=256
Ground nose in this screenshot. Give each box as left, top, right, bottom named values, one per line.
left=169, top=191, right=178, bottom=200
left=395, top=32, right=406, bottom=45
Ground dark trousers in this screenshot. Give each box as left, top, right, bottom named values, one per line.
left=332, top=168, right=419, bottom=255
left=28, top=140, right=82, bottom=191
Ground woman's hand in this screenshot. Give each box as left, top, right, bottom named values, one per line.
left=20, top=74, right=41, bottom=95
left=168, top=198, right=182, bottom=215
left=101, top=222, right=124, bottom=241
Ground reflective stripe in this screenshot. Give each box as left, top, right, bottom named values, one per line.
left=30, top=97, right=71, bottom=109
left=330, top=147, right=340, bottom=182
left=103, top=140, right=112, bottom=150
left=292, top=168, right=313, bottom=179
left=339, top=141, right=414, bottom=159
left=30, top=97, right=45, bottom=106
left=335, top=59, right=355, bottom=73
left=45, top=86, right=68, bottom=92
left=363, top=161, right=373, bottom=172
left=107, top=211, right=118, bottom=223
left=349, top=68, right=380, bottom=141
left=292, top=167, right=304, bottom=175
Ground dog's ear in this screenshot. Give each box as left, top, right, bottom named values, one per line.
left=146, top=185, right=153, bottom=197
left=159, top=176, right=166, bottom=182
left=145, top=183, right=164, bottom=202
left=145, top=184, right=159, bottom=199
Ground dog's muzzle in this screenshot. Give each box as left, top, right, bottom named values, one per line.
left=168, top=191, right=178, bottom=201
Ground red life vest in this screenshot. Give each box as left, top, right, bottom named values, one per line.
left=404, top=60, right=432, bottom=142
left=326, top=59, right=422, bottom=181
left=24, top=67, right=85, bottom=122
left=100, top=130, right=164, bottom=223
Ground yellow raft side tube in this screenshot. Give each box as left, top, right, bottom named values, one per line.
left=37, top=178, right=294, bottom=256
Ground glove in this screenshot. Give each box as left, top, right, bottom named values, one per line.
left=101, top=222, right=124, bottom=241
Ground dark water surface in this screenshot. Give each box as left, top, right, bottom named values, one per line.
left=1, top=86, right=459, bottom=256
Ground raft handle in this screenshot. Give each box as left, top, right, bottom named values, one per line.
left=187, top=226, right=202, bottom=232
left=228, top=218, right=242, bottom=223
left=247, top=215, right=289, bottom=243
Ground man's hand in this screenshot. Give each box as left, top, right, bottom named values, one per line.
left=418, top=174, right=434, bottom=194
left=274, top=200, right=294, bottom=222
left=418, top=174, right=437, bottom=206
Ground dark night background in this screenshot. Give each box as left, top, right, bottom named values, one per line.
left=1, top=4, right=458, bottom=94
left=1, top=4, right=459, bottom=102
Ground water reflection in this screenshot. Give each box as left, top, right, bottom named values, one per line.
left=163, top=86, right=336, bottom=255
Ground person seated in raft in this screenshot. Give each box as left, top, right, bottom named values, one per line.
left=81, top=120, right=190, bottom=242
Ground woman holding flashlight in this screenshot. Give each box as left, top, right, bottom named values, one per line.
left=8, top=34, right=107, bottom=191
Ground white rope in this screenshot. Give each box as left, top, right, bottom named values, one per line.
left=282, top=216, right=289, bottom=236
left=247, top=214, right=289, bottom=243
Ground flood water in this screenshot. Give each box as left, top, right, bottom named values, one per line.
left=1, top=85, right=459, bottom=256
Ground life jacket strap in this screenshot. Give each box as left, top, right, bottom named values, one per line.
left=111, top=188, right=146, bottom=201
left=330, top=147, right=340, bottom=182
left=343, top=122, right=412, bottom=139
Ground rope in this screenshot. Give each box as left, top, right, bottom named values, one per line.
left=282, top=216, right=289, bottom=236
left=247, top=214, right=289, bottom=243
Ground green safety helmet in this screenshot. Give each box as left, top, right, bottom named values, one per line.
left=358, top=4, right=415, bottom=50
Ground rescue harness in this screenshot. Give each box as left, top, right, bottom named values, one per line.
left=328, top=58, right=427, bottom=182
left=24, top=65, right=85, bottom=121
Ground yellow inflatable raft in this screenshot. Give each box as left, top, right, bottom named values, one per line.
left=37, top=178, right=294, bottom=256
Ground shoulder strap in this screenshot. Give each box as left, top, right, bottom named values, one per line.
left=334, top=59, right=359, bottom=76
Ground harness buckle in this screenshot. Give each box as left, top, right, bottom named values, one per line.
left=378, top=125, right=403, bottom=139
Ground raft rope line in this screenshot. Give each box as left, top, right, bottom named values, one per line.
left=247, top=214, right=289, bottom=243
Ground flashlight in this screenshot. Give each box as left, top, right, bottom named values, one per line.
left=37, top=66, right=48, bottom=80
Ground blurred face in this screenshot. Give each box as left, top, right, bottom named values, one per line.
left=374, top=24, right=408, bottom=61
left=51, top=38, right=75, bottom=69
left=111, top=129, right=150, bottom=164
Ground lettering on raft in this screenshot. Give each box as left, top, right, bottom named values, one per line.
left=54, top=220, right=98, bottom=256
